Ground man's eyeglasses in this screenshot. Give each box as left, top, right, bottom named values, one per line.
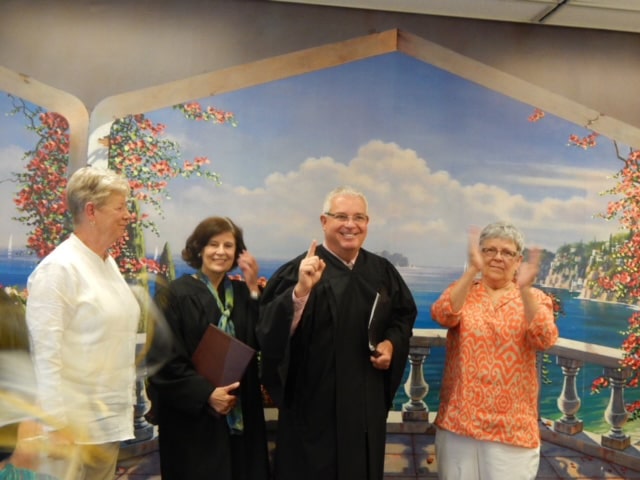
left=324, top=212, right=369, bottom=225
left=481, top=247, right=519, bottom=259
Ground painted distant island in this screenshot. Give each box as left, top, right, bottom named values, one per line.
left=377, top=251, right=409, bottom=267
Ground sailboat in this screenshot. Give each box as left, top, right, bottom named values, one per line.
left=7, top=234, right=12, bottom=259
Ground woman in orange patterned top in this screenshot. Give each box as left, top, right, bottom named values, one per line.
left=431, top=221, right=558, bottom=480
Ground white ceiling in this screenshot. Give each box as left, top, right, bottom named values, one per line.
left=271, top=0, right=640, bottom=34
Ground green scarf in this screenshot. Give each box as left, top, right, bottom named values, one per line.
left=195, top=272, right=243, bottom=434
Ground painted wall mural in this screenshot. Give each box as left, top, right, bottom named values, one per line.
left=2, top=32, right=640, bottom=436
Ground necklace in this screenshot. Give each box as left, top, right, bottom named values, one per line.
left=483, top=281, right=514, bottom=306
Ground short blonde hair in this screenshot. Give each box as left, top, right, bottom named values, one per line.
left=66, top=167, right=130, bottom=223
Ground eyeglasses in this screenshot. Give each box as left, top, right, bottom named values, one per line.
left=324, top=212, right=369, bottom=225
left=481, top=247, right=519, bottom=259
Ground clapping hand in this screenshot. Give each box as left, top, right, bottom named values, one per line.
left=517, top=248, right=541, bottom=289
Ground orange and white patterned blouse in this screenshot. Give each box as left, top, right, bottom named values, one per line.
left=431, top=280, right=558, bottom=449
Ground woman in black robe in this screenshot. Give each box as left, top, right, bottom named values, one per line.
left=149, top=216, right=270, bottom=480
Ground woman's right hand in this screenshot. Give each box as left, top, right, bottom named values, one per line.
left=208, top=382, right=240, bottom=415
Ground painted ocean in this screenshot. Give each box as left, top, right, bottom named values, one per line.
left=2, top=255, right=636, bottom=434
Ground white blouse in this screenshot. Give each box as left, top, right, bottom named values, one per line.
left=26, top=234, right=140, bottom=444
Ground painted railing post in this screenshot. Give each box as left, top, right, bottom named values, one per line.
left=553, top=356, right=584, bottom=435
left=405, top=330, right=640, bottom=467
left=402, top=343, right=430, bottom=421
left=125, top=333, right=155, bottom=444
left=602, top=366, right=632, bottom=450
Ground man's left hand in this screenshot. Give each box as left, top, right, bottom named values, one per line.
left=370, top=340, right=393, bottom=370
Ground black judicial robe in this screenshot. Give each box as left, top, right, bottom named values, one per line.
left=148, top=275, right=270, bottom=480
left=258, top=246, right=417, bottom=480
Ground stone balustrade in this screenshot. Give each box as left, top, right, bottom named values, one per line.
left=126, top=327, right=640, bottom=470
left=402, top=328, right=640, bottom=470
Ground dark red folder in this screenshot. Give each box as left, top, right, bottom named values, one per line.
left=191, top=324, right=256, bottom=387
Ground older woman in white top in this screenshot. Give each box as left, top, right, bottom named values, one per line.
left=26, top=166, right=140, bottom=480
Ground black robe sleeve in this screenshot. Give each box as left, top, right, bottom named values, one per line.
left=256, top=253, right=305, bottom=407
left=149, top=276, right=219, bottom=416
left=379, top=258, right=418, bottom=409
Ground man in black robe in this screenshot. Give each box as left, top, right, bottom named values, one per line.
left=258, top=186, right=417, bottom=480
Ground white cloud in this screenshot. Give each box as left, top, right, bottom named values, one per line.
left=147, top=140, right=620, bottom=268
left=0, top=144, right=24, bottom=176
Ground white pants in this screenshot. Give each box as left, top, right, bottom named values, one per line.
left=435, top=428, right=540, bottom=480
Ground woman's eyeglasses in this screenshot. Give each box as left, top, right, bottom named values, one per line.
left=481, top=247, right=519, bottom=259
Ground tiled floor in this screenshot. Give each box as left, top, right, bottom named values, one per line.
left=115, top=433, right=640, bottom=479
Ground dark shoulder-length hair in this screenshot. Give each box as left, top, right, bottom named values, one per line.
left=182, top=217, right=247, bottom=270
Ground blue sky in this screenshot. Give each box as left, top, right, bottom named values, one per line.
left=154, top=53, right=608, bottom=195
left=0, top=52, right=622, bottom=267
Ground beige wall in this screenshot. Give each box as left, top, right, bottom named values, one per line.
left=0, top=0, right=638, bottom=134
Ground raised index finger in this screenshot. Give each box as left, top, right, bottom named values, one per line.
left=306, top=239, right=317, bottom=258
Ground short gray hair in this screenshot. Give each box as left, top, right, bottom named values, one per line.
left=322, top=186, right=368, bottom=214
left=479, top=221, right=525, bottom=253
left=66, top=166, right=130, bottom=223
